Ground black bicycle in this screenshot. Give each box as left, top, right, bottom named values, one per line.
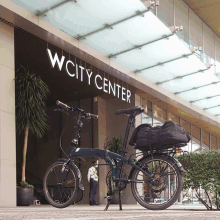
left=43, top=100, right=186, bottom=210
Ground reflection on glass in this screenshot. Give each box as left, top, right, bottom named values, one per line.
left=141, top=98, right=153, bottom=125
left=142, top=112, right=153, bottom=126
left=168, top=112, right=180, bottom=124
left=135, top=94, right=141, bottom=106
left=153, top=118, right=164, bottom=127
left=180, top=119, right=191, bottom=134
left=201, top=143, right=209, bottom=151
left=202, top=130, right=210, bottom=147
left=192, top=125, right=201, bottom=140
left=153, top=105, right=167, bottom=120
left=157, top=0, right=174, bottom=27
left=174, top=0, right=189, bottom=46
left=211, top=135, right=217, bottom=150
left=192, top=137, right=201, bottom=152
left=142, top=98, right=152, bottom=112
left=153, top=104, right=167, bottom=127
left=181, top=135, right=191, bottom=152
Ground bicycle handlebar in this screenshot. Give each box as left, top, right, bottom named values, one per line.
left=56, top=100, right=70, bottom=109
left=56, top=100, right=98, bottom=119
left=86, top=113, right=98, bottom=119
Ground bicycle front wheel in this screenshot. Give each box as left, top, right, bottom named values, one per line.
left=131, top=155, right=183, bottom=210
left=43, top=161, right=79, bottom=208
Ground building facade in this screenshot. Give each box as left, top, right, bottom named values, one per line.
left=0, top=0, right=220, bottom=207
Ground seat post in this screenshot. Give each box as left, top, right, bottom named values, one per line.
left=121, top=115, right=134, bottom=156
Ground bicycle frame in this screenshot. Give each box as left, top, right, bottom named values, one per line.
left=70, top=148, right=151, bottom=183
left=66, top=110, right=152, bottom=183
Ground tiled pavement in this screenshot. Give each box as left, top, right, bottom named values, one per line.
left=0, top=204, right=219, bottom=220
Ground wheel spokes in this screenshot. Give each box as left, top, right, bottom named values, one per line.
left=135, top=159, right=178, bottom=205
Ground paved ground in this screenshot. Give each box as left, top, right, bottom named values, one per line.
left=0, top=204, right=220, bottom=220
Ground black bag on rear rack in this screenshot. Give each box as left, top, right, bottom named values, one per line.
left=129, top=121, right=190, bottom=150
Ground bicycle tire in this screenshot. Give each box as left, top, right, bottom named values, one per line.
left=131, top=155, right=183, bottom=210
left=43, top=160, right=79, bottom=208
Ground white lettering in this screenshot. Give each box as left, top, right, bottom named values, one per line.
left=103, top=78, right=108, bottom=93
left=121, top=87, right=126, bottom=101
left=109, top=81, right=116, bottom=96
left=79, top=66, right=85, bottom=82
left=47, top=49, right=65, bottom=71
left=76, top=64, right=78, bottom=79
left=47, top=49, right=132, bottom=102
left=95, top=75, right=103, bottom=90
left=116, top=84, right=121, bottom=98
left=66, top=60, right=75, bottom=77
left=127, top=90, right=131, bottom=103
left=86, top=69, right=93, bottom=85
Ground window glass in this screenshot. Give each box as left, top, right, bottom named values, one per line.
left=175, top=0, right=189, bottom=45
left=204, top=24, right=215, bottom=62
left=201, top=143, right=209, bottom=151
left=180, top=119, right=191, bottom=133
left=168, top=112, right=180, bottom=124
left=202, top=130, right=210, bottom=147
left=157, top=0, right=174, bottom=27
left=135, top=94, right=141, bottom=106
left=142, top=98, right=152, bottom=113
left=189, top=10, right=203, bottom=48
left=142, top=112, right=153, bottom=126
left=189, top=10, right=203, bottom=62
left=211, top=135, right=217, bottom=150
left=153, top=104, right=167, bottom=126
left=181, top=137, right=191, bottom=152
left=153, top=104, right=167, bottom=120
left=192, top=136, right=200, bottom=152
left=141, top=98, right=153, bottom=126
left=192, top=125, right=201, bottom=140
left=216, top=37, right=220, bottom=74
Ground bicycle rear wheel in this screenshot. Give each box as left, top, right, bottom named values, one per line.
left=43, top=161, right=79, bottom=208
left=131, top=155, right=183, bottom=210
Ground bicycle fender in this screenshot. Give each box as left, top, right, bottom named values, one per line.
left=128, top=153, right=185, bottom=180
left=58, top=158, right=84, bottom=190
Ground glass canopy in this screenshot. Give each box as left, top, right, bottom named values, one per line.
left=11, top=0, right=220, bottom=118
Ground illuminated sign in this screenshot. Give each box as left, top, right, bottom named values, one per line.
left=47, top=49, right=131, bottom=103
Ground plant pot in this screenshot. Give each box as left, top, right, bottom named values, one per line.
left=17, top=188, right=34, bottom=206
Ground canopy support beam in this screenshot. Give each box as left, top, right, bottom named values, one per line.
left=156, top=68, right=208, bottom=85
left=108, top=33, right=174, bottom=58
left=135, top=53, right=193, bottom=73
left=35, top=0, right=76, bottom=17
left=204, top=104, right=220, bottom=110
left=190, top=94, right=220, bottom=103
left=174, top=81, right=220, bottom=95
left=76, top=9, right=150, bottom=40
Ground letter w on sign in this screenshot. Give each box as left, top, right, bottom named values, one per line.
left=47, top=49, right=65, bottom=71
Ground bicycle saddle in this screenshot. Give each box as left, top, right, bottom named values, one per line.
left=115, top=106, right=144, bottom=115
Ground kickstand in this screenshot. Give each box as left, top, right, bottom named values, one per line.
left=119, top=191, right=122, bottom=210
left=104, top=193, right=113, bottom=211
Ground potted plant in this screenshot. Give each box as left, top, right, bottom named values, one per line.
left=104, top=136, right=125, bottom=204
left=104, top=136, right=123, bottom=154
left=15, top=66, right=50, bottom=206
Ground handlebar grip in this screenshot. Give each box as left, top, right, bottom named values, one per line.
left=56, top=100, right=69, bottom=109
left=87, top=113, right=98, bottom=119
